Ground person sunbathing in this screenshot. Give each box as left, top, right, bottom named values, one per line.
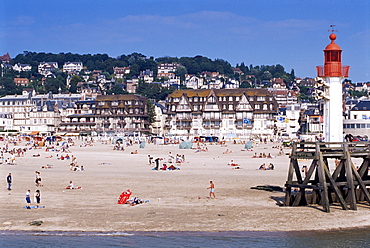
left=228, top=160, right=239, bottom=166
left=41, top=164, right=53, bottom=169
left=259, top=163, right=266, bottom=170
left=223, top=149, right=232, bottom=154
left=168, top=165, right=180, bottom=170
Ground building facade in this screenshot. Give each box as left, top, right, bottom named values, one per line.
left=63, top=62, right=83, bottom=73
left=94, top=94, right=150, bottom=133
left=165, top=89, right=279, bottom=138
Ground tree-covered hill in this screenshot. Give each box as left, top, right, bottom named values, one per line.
left=2, top=51, right=296, bottom=97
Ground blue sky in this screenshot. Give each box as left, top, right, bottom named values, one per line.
left=1, top=0, right=369, bottom=82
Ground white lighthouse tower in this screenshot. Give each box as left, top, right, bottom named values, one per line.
left=316, top=31, right=350, bottom=142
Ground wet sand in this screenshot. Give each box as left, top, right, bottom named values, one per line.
left=1, top=139, right=370, bottom=232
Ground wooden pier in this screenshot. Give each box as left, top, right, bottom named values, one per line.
left=284, top=142, right=370, bottom=212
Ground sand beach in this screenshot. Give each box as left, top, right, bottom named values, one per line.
left=1, top=137, right=370, bottom=232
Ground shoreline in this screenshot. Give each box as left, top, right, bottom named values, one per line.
left=2, top=225, right=370, bottom=235
left=2, top=138, right=370, bottom=232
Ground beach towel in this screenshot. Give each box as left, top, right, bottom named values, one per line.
left=118, top=190, right=132, bottom=204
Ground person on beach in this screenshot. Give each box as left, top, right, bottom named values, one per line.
left=207, top=181, right=216, bottom=199
left=35, top=171, right=43, bottom=187
left=7, top=173, right=12, bottom=190
left=153, top=158, right=162, bottom=170
left=25, top=190, right=31, bottom=209
left=35, top=190, right=41, bottom=208
left=66, top=181, right=74, bottom=189
left=148, top=155, right=153, bottom=165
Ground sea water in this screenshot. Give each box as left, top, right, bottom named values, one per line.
left=1, top=229, right=369, bottom=248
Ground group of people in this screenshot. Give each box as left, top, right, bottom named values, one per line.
left=25, top=189, right=41, bottom=209
left=259, top=163, right=275, bottom=170
left=252, top=152, right=273, bottom=158
left=150, top=152, right=185, bottom=170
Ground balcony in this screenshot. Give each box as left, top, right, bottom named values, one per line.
left=60, top=121, right=96, bottom=126
left=177, top=116, right=193, bottom=121
left=177, top=125, right=191, bottom=130
left=236, top=124, right=253, bottom=129
left=316, top=65, right=350, bottom=77
left=203, top=117, right=221, bottom=121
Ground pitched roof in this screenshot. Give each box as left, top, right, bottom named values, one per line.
left=352, top=101, right=370, bottom=111
left=168, top=88, right=274, bottom=98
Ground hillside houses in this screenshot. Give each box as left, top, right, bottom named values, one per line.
left=38, top=62, right=58, bottom=76
left=63, top=62, right=83, bottom=73
left=12, top=63, right=32, bottom=72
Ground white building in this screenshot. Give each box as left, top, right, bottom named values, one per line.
left=38, top=62, right=58, bottom=76
left=12, top=63, right=32, bottom=72
left=165, top=89, right=278, bottom=139
left=63, top=62, right=83, bottom=73
left=343, top=100, right=370, bottom=137
left=0, top=90, right=82, bottom=134
left=0, top=113, right=13, bottom=131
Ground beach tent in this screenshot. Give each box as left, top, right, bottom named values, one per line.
left=245, top=141, right=253, bottom=149
left=139, top=141, right=146, bottom=148
left=118, top=190, right=132, bottom=204
left=179, top=141, right=193, bottom=149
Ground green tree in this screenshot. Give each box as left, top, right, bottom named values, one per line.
left=240, top=81, right=252, bottom=88
left=147, top=100, right=156, bottom=125
left=106, top=84, right=126, bottom=95
left=175, top=65, right=188, bottom=84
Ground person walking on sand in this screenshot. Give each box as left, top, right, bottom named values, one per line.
left=6, top=173, right=12, bottom=190
left=25, top=190, right=31, bottom=209
left=207, top=181, right=216, bottom=199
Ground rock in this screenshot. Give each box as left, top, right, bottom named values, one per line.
left=29, top=220, right=43, bottom=226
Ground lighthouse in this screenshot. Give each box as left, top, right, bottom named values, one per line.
left=316, top=31, right=350, bottom=142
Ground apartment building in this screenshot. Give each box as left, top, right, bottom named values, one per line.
left=94, top=94, right=150, bottom=133
left=165, top=88, right=279, bottom=138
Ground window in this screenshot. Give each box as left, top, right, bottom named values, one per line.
left=208, top=96, right=215, bottom=103
left=255, top=104, right=260, bottom=109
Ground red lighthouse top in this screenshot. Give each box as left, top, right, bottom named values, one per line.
left=316, top=32, right=349, bottom=77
